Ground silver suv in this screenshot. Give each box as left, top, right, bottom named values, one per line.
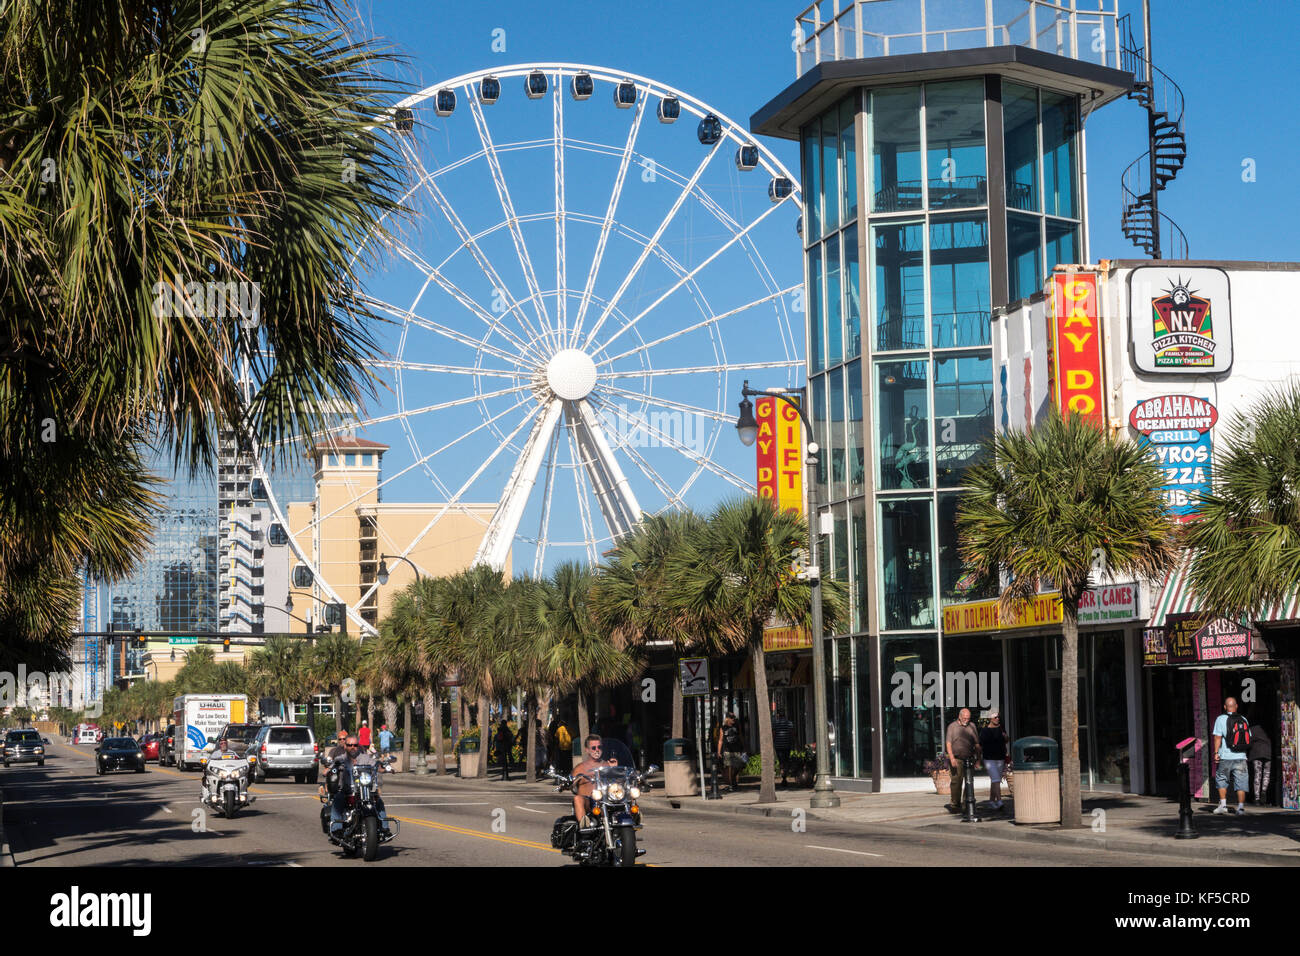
left=250, top=724, right=318, bottom=783
left=2, top=729, right=46, bottom=767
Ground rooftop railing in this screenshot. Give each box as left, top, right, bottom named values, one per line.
left=793, top=0, right=1124, bottom=77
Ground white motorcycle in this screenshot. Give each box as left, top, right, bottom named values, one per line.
left=200, top=744, right=256, bottom=819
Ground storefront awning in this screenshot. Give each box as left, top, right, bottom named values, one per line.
left=1149, top=559, right=1300, bottom=628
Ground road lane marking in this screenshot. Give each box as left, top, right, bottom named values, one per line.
left=805, top=844, right=883, bottom=858
left=162, top=805, right=174, bottom=813
left=514, top=805, right=545, bottom=813
left=391, top=814, right=559, bottom=854
left=382, top=801, right=490, bottom=807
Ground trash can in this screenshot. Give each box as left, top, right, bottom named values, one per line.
left=1011, top=736, right=1060, bottom=824
left=662, top=738, right=699, bottom=797
left=457, top=736, right=480, bottom=778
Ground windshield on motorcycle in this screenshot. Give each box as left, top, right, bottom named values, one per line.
left=598, top=737, right=634, bottom=768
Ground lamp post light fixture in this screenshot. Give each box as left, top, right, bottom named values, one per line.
left=735, top=380, right=839, bottom=809
left=376, top=553, right=423, bottom=587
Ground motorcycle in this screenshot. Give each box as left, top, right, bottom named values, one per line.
left=547, top=737, right=658, bottom=867
left=200, top=747, right=255, bottom=819
left=319, top=753, right=398, bottom=861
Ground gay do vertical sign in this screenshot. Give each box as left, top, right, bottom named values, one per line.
left=754, top=396, right=804, bottom=515
left=1049, top=272, right=1105, bottom=425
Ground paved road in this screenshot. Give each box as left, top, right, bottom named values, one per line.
left=2, top=740, right=1248, bottom=867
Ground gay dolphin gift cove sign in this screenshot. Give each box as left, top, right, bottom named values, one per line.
left=1129, top=395, right=1217, bottom=520
left=754, top=395, right=805, bottom=514
left=1049, top=272, right=1105, bottom=424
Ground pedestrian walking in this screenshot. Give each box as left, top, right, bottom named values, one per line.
left=1212, top=696, right=1251, bottom=815
left=771, top=710, right=795, bottom=785
left=495, top=719, right=514, bottom=781
left=358, top=720, right=371, bottom=750
left=717, top=713, right=745, bottom=791
left=944, top=707, right=981, bottom=812
left=554, top=717, right=573, bottom=774
left=378, top=724, right=394, bottom=756
left=979, top=710, right=1009, bottom=809
left=1249, top=718, right=1274, bottom=806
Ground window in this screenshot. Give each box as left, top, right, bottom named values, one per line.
left=1041, top=91, right=1078, bottom=219
left=1045, top=217, right=1080, bottom=273
left=847, top=361, right=864, bottom=495
left=936, top=492, right=998, bottom=602
left=844, top=224, right=861, bottom=357
left=829, top=367, right=846, bottom=500
left=929, top=215, right=990, bottom=347
left=803, top=121, right=822, bottom=239
left=876, top=360, right=929, bottom=491
left=826, top=238, right=842, bottom=366
left=268, top=523, right=288, bottom=546
left=808, top=245, right=824, bottom=373
left=822, top=110, right=840, bottom=234
left=870, top=86, right=923, bottom=213
left=933, top=353, right=993, bottom=487
left=1007, top=211, right=1042, bottom=302
left=1003, top=83, right=1039, bottom=213
left=873, top=221, right=925, bottom=351
left=879, top=498, right=934, bottom=630
left=925, top=79, right=987, bottom=210
left=840, top=99, right=858, bottom=222
left=881, top=635, right=941, bottom=776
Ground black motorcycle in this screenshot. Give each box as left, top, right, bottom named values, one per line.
left=319, top=754, right=398, bottom=861
left=548, top=737, right=657, bottom=867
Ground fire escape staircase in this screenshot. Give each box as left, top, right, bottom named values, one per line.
left=1118, top=14, right=1188, bottom=259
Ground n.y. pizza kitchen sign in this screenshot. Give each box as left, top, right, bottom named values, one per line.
left=1130, top=395, right=1217, bottom=520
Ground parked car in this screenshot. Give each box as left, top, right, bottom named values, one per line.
left=95, top=736, right=147, bottom=774
left=3, top=729, right=46, bottom=767
left=216, top=722, right=261, bottom=759
left=159, top=724, right=178, bottom=766
left=139, top=733, right=162, bottom=761
left=249, top=723, right=319, bottom=783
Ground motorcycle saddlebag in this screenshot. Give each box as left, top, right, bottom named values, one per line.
left=551, top=815, right=578, bottom=849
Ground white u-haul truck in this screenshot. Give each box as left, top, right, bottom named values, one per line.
left=172, top=694, right=248, bottom=771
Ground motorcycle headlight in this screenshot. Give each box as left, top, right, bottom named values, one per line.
left=607, top=782, right=626, bottom=801
left=591, top=788, right=604, bottom=801
left=629, top=786, right=641, bottom=799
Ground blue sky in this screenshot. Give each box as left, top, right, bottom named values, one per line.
left=283, top=0, right=1299, bottom=575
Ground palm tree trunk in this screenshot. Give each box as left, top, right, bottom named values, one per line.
left=1060, top=610, right=1082, bottom=828
left=383, top=697, right=398, bottom=740
left=476, top=693, right=490, bottom=778
left=430, top=685, right=446, bottom=774
left=577, top=688, right=590, bottom=742
left=402, top=697, right=413, bottom=770
left=750, top=632, right=777, bottom=804
left=366, top=695, right=375, bottom=748
left=671, top=665, right=684, bottom=739
left=525, top=691, right=539, bottom=782
left=333, top=688, right=343, bottom=737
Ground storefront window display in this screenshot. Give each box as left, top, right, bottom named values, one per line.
left=882, top=635, right=942, bottom=776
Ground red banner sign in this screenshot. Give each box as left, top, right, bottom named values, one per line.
left=1050, top=272, right=1105, bottom=424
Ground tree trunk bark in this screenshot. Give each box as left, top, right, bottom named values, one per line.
left=430, top=685, right=446, bottom=774
left=525, top=691, right=539, bottom=782
left=402, top=697, right=413, bottom=771
left=750, top=631, right=778, bottom=805
left=333, top=688, right=343, bottom=737
left=366, top=695, right=375, bottom=749
left=476, top=694, right=490, bottom=778
left=1060, top=610, right=1082, bottom=828
left=383, top=697, right=398, bottom=741
left=671, top=665, right=684, bottom=740
left=577, top=688, right=590, bottom=743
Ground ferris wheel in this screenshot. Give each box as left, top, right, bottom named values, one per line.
left=256, top=64, right=804, bottom=633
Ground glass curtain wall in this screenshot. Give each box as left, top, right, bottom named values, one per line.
left=804, top=76, right=1082, bottom=781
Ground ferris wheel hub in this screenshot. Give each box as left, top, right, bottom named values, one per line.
left=545, top=348, right=598, bottom=400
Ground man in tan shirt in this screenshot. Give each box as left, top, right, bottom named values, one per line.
left=945, top=707, right=982, bottom=812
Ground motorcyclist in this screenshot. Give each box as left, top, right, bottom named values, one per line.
left=570, top=734, right=617, bottom=822
left=322, top=735, right=392, bottom=839
left=201, top=738, right=241, bottom=799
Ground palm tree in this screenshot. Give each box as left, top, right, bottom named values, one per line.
left=594, top=511, right=723, bottom=741
left=434, top=565, right=507, bottom=778
left=174, top=646, right=217, bottom=694
left=483, top=576, right=548, bottom=780
left=409, top=576, right=455, bottom=774
left=0, top=2, right=408, bottom=666
left=249, top=636, right=304, bottom=719
left=1185, top=380, right=1300, bottom=616
left=670, top=497, right=845, bottom=805
left=538, top=562, right=642, bottom=744
left=374, top=596, right=426, bottom=770
left=957, top=410, right=1177, bottom=828
left=310, top=633, right=361, bottom=738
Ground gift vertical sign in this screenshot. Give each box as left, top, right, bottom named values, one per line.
left=1049, top=272, right=1105, bottom=425
left=754, top=395, right=804, bottom=515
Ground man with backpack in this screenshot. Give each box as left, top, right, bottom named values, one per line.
left=1212, top=696, right=1251, bottom=815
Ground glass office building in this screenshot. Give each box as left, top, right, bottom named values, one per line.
left=754, top=1, right=1134, bottom=785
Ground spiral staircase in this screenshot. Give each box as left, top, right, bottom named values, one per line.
left=1118, top=14, right=1188, bottom=259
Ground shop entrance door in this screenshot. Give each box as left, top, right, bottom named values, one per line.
left=1046, top=631, right=1129, bottom=791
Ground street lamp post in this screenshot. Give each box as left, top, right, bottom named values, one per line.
left=736, top=380, right=839, bottom=809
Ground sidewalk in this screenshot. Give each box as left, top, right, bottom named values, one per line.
left=387, top=761, right=1300, bottom=864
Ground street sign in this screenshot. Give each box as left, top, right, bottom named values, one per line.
left=169, top=636, right=197, bottom=646
left=679, top=657, right=709, bottom=697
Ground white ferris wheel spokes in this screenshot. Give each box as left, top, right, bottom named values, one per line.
left=260, top=64, right=804, bottom=632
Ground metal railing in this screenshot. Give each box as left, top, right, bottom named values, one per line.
left=794, top=0, right=1122, bottom=76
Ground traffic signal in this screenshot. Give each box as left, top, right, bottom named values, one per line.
left=223, top=636, right=231, bottom=651
left=134, top=627, right=146, bottom=648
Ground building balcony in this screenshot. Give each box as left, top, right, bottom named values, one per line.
left=793, top=0, right=1123, bottom=78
